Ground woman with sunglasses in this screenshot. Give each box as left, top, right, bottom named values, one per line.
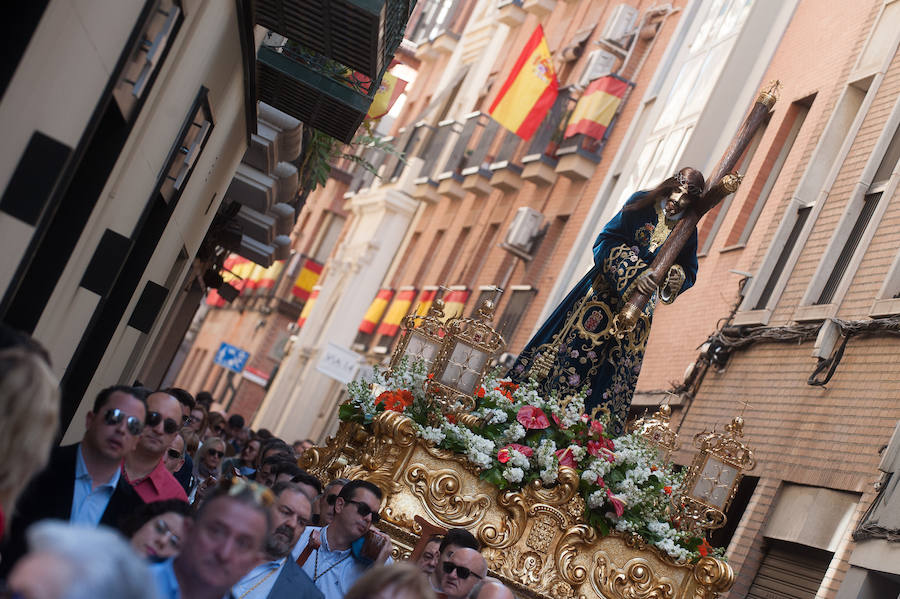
left=509, top=167, right=705, bottom=435
left=121, top=499, right=192, bottom=561
left=188, top=436, right=226, bottom=504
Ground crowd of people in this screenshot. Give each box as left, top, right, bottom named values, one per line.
left=0, top=325, right=518, bottom=599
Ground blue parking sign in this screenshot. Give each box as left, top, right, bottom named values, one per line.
left=214, top=342, right=250, bottom=373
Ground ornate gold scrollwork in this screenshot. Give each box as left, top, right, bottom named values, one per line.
left=477, top=489, right=527, bottom=549
left=691, top=557, right=734, bottom=599
left=593, top=554, right=677, bottom=599
left=555, top=525, right=598, bottom=586
left=405, top=464, right=492, bottom=528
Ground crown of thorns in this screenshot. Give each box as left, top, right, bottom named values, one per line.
left=675, top=172, right=703, bottom=197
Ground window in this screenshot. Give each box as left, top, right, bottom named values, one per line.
left=414, top=229, right=444, bottom=285
left=437, top=226, right=470, bottom=284
left=312, top=213, right=346, bottom=263
left=462, top=224, right=499, bottom=287
left=753, top=206, right=810, bottom=311
left=409, top=0, right=459, bottom=44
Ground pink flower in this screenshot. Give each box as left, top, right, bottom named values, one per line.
left=596, top=477, right=605, bottom=487
left=555, top=447, right=576, bottom=468
left=590, top=420, right=604, bottom=436
left=497, top=448, right=510, bottom=464
left=517, top=406, right=550, bottom=430
left=552, top=414, right=567, bottom=429
left=587, top=440, right=603, bottom=457
left=606, top=490, right=626, bottom=517
left=504, top=443, right=534, bottom=458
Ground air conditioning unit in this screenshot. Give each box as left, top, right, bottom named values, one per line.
left=501, top=207, right=543, bottom=259
left=600, top=4, right=638, bottom=42
left=578, top=49, right=617, bottom=87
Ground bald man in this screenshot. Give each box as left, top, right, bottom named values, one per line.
left=472, top=578, right=515, bottom=599
left=438, top=547, right=486, bottom=599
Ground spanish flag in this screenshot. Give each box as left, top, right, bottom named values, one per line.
left=489, top=26, right=558, bottom=141
left=297, top=288, right=320, bottom=328
left=291, top=258, right=324, bottom=301
left=414, top=287, right=439, bottom=325
left=257, top=260, right=285, bottom=293
left=242, top=264, right=266, bottom=294
left=564, top=75, right=628, bottom=139
left=376, top=287, right=418, bottom=337
left=442, top=288, right=470, bottom=320
left=367, top=71, right=407, bottom=119
left=358, top=289, right=394, bottom=334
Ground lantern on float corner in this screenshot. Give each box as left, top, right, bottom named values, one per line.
left=629, top=403, right=680, bottom=462
left=390, top=298, right=446, bottom=374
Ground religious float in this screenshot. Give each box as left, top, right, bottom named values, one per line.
left=299, top=82, right=778, bottom=598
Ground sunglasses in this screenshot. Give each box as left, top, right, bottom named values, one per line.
left=146, top=411, right=179, bottom=434
left=442, top=561, right=482, bottom=580
left=325, top=493, right=339, bottom=505
left=182, top=415, right=194, bottom=426
left=166, top=448, right=183, bottom=460
left=104, top=408, right=144, bottom=436
left=344, top=499, right=380, bottom=523
left=207, top=448, right=224, bottom=458
left=153, top=518, right=181, bottom=549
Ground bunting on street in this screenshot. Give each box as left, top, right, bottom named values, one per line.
left=442, top=288, right=470, bottom=321
left=413, top=287, right=439, bottom=326
left=564, top=75, right=628, bottom=139
left=489, top=26, right=559, bottom=141
left=376, top=287, right=418, bottom=337
left=257, top=260, right=285, bottom=294
left=291, top=258, right=324, bottom=302
left=359, top=289, right=395, bottom=334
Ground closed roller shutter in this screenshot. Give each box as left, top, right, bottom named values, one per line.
left=746, top=542, right=831, bottom=599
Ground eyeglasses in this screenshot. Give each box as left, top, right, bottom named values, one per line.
left=104, top=408, right=144, bottom=436
left=153, top=518, right=182, bottom=549
left=344, top=499, right=380, bottom=523
left=223, top=477, right=274, bottom=507
left=213, top=425, right=225, bottom=434
left=442, top=561, right=482, bottom=580
left=207, top=448, right=224, bottom=458
left=166, top=448, right=183, bottom=460
left=325, top=493, right=339, bottom=505
left=182, top=415, right=194, bottom=426
left=146, top=411, right=179, bottom=434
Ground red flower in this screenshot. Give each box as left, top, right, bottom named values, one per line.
left=555, top=447, right=576, bottom=467
left=476, top=387, right=485, bottom=398
left=580, top=414, right=590, bottom=424
left=596, top=477, right=605, bottom=487
left=590, top=420, right=604, bottom=436
left=498, top=381, right=519, bottom=394
left=587, top=440, right=603, bottom=457
left=494, top=387, right=514, bottom=402
left=698, top=539, right=712, bottom=557
left=517, top=406, right=550, bottom=430
left=552, top=414, right=566, bottom=429
left=446, top=413, right=456, bottom=424
left=504, top=443, right=534, bottom=458
left=663, top=486, right=673, bottom=495
left=375, top=389, right=414, bottom=412
left=650, top=465, right=658, bottom=472
left=606, top=490, right=626, bottom=517
left=427, top=373, right=434, bottom=379
left=497, top=448, right=510, bottom=463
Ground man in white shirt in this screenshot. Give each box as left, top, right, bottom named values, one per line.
left=232, top=482, right=323, bottom=599
left=292, top=480, right=392, bottom=599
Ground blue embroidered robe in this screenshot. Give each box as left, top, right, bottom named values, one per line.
left=508, top=191, right=698, bottom=435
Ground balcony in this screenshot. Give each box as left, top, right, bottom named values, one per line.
left=489, top=131, right=525, bottom=193
left=433, top=112, right=499, bottom=198
left=412, top=119, right=461, bottom=202
left=520, top=88, right=573, bottom=186
left=496, top=0, right=527, bottom=28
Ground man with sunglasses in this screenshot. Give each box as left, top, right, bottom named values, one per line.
left=311, top=478, right=349, bottom=526
left=124, top=390, right=189, bottom=502
left=292, top=480, right=392, bottom=598
left=0, top=385, right=148, bottom=576
left=436, top=547, right=487, bottom=599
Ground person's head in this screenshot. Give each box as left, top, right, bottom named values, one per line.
left=226, top=414, right=245, bottom=439
left=257, top=455, right=294, bottom=488
left=164, top=433, right=186, bottom=474
left=333, top=480, right=383, bottom=541
left=240, top=438, right=261, bottom=467
left=266, top=482, right=312, bottom=558
left=435, top=529, right=480, bottom=586
left=122, top=499, right=192, bottom=560
left=438, top=547, right=486, bottom=599
left=180, top=427, right=200, bottom=459
left=293, top=439, right=315, bottom=455
left=8, top=521, right=157, bottom=599
left=255, top=428, right=274, bottom=441
left=273, top=462, right=303, bottom=486
left=198, top=436, right=226, bottom=475
left=195, top=391, right=214, bottom=410
left=0, top=343, right=59, bottom=515
left=344, top=563, right=438, bottom=599
left=205, top=412, right=227, bottom=442
left=473, top=579, right=515, bottom=599
left=664, top=167, right=705, bottom=217
left=188, top=404, right=208, bottom=436
left=176, top=480, right=272, bottom=593
left=416, top=535, right=443, bottom=575
left=164, top=387, right=195, bottom=425
left=256, top=438, right=292, bottom=470
left=139, top=391, right=183, bottom=458
left=315, top=478, right=350, bottom=525
left=83, top=385, right=147, bottom=464
left=289, top=470, right=322, bottom=501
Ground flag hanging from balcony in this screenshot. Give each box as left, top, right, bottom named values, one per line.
left=564, top=75, right=628, bottom=139
left=376, top=287, right=418, bottom=337
left=297, top=288, right=320, bottom=328
left=414, top=287, right=439, bottom=325
left=291, top=258, right=324, bottom=301
left=359, top=289, right=395, bottom=334
left=367, top=71, right=408, bottom=120
left=257, top=260, right=285, bottom=294
left=442, top=288, right=470, bottom=321
left=489, top=25, right=558, bottom=141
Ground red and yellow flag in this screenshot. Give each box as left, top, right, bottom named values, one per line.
left=564, top=75, right=628, bottom=139
left=489, top=26, right=558, bottom=141
left=367, top=71, right=408, bottom=119
left=376, top=287, right=418, bottom=337
left=242, top=264, right=266, bottom=294
left=257, top=260, right=285, bottom=293
left=414, top=287, right=439, bottom=324
left=291, top=258, right=324, bottom=302
left=297, top=288, right=320, bottom=328
left=442, top=288, right=470, bottom=320
left=359, top=289, right=395, bottom=334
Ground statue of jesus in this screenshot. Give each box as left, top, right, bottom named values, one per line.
left=508, top=167, right=705, bottom=435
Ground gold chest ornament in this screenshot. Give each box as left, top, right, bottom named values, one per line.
left=648, top=202, right=673, bottom=252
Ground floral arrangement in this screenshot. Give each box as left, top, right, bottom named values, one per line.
left=341, top=358, right=717, bottom=563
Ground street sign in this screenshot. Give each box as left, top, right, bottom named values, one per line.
left=214, top=342, right=250, bottom=373
left=315, top=342, right=361, bottom=383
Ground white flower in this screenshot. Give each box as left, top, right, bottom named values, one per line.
left=504, top=423, right=526, bottom=442
left=420, top=426, right=445, bottom=444
left=503, top=467, right=524, bottom=483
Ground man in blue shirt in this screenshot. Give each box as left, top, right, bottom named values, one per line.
left=151, top=479, right=272, bottom=599
left=0, top=385, right=148, bottom=576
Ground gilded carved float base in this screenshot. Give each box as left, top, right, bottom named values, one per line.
left=300, top=411, right=734, bottom=599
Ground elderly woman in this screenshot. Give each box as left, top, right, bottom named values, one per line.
left=189, top=436, right=226, bottom=504
left=121, top=500, right=192, bottom=561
